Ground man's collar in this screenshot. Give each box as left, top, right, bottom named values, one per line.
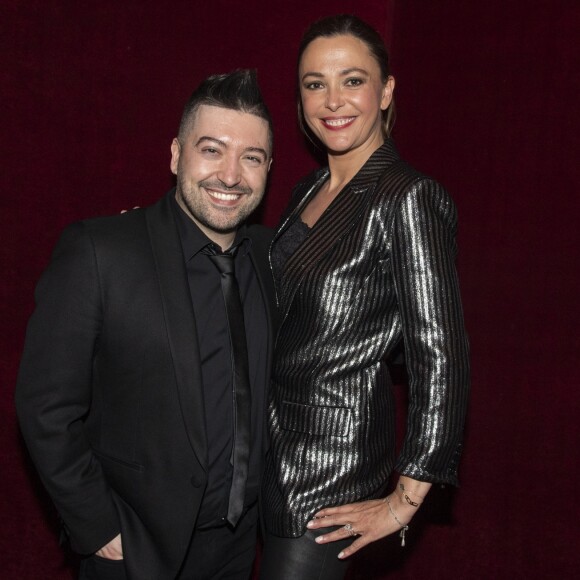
left=231, top=224, right=251, bottom=257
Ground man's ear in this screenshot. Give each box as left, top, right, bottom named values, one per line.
left=170, top=138, right=181, bottom=175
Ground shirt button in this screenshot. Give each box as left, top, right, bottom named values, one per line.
left=190, top=475, right=203, bottom=488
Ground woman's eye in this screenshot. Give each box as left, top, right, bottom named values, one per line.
left=346, top=78, right=364, bottom=87
left=305, top=81, right=323, bottom=90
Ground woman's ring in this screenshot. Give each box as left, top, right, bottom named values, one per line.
left=343, top=523, right=357, bottom=537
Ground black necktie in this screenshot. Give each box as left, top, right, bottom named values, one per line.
left=206, top=248, right=251, bottom=527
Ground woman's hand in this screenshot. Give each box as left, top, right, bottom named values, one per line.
left=307, top=477, right=431, bottom=559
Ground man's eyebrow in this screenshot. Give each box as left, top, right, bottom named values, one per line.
left=301, top=67, right=370, bottom=81
left=245, top=146, right=268, bottom=159
left=195, top=137, right=268, bottom=159
left=195, top=136, right=226, bottom=147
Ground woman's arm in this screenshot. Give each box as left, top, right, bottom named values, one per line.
left=392, top=179, right=470, bottom=485
left=308, top=178, right=469, bottom=557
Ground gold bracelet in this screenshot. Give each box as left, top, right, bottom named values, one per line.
left=385, top=495, right=409, bottom=547
left=398, top=483, right=424, bottom=507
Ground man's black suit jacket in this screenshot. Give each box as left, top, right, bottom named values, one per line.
left=15, top=191, right=276, bottom=580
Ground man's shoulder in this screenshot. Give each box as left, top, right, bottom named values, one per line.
left=246, top=223, right=274, bottom=248
left=80, top=206, right=147, bottom=235
left=245, top=224, right=273, bottom=270
left=77, top=193, right=170, bottom=241
left=52, top=195, right=172, bottom=265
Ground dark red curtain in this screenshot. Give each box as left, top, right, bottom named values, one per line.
left=2, top=1, right=578, bottom=578
left=383, top=2, right=579, bottom=578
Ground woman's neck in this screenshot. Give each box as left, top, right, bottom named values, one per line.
left=300, top=137, right=385, bottom=228
left=326, top=137, right=384, bottom=194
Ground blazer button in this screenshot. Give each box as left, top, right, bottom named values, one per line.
left=190, top=475, right=203, bottom=488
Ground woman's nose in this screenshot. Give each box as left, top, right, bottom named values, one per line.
left=325, top=85, right=344, bottom=111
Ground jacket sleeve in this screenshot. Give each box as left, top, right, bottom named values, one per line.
left=391, top=179, right=470, bottom=485
left=15, top=222, right=120, bottom=554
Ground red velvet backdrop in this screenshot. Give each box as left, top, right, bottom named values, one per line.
left=2, top=1, right=578, bottom=578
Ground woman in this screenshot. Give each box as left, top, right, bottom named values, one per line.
left=259, top=14, right=470, bottom=580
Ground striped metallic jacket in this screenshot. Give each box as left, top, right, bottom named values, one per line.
left=262, top=140, right=470, bottom=537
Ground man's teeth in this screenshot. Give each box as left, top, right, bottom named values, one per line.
left=324, top=117, right=354, bottom=127
left=209, top=190, right=240, bottom=201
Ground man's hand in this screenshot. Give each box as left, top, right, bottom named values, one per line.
left=95, top=533, right=123, bottom=560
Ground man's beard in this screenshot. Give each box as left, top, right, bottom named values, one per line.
left=176, top=176, right=262, bottom=235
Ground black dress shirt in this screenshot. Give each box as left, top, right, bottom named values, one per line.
left=171, top=196, right=267, bottom=528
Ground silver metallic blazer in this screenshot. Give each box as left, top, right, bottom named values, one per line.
left=262, top=141, right=470, bottom=537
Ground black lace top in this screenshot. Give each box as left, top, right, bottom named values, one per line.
left=270, top=218, right=311, bottom=285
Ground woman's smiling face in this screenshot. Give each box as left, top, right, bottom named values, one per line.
left=299, top=34, right=394, bottom=158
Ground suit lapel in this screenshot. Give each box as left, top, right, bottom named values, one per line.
left=276, top=141, right=400, bottom=321
left=146, top=192, right=207, bottom=471
left=248, top=231, right=277, bottom=335
left=247, top=231, right=276, bottom=455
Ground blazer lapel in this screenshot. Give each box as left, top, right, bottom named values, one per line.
left=146, top=192, right=207, bottom=471
left=276, top=141, right=400, bottom=321
left=275, top=169, right=329, bottom=240
left=248, top=231, right=278, bottom=334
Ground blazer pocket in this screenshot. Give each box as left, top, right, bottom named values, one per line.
left=280, top=401, right=352, bottom=437
left=93, top=449, right=145, bottom=472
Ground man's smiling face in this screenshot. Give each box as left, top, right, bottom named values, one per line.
left=171, top=104, right=271, bottom=247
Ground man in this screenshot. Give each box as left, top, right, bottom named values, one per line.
left=16, top=69, right=276, bottom=579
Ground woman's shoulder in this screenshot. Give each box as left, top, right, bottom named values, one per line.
left=376, top=158, right=453, bottom=203
left=376, top=157, right=423, bottom=188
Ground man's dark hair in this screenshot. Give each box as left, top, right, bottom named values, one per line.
left=178, top=69, right=273, bottom=154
